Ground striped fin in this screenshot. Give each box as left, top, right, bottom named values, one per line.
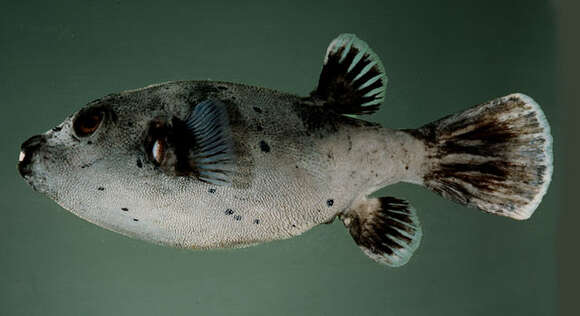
left=311, top=33, right=388, bottom=115
left=341, top=197, right=422, bottom=267
left=184, top=100, right=236, bottom=185
left=414, top=93, right=553, bottom=220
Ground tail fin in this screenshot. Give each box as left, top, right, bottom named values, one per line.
left=412, top=93, right=553, bottom=220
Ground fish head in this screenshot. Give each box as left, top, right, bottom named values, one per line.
left=17, top=83, right=201, bottom=244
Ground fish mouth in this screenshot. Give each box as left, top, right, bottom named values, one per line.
left=17, top=161, right=49, bottom=193
left=18, top=134, right=45, bottom=178
left=18, top=150, right=34, bottom=178
left=17, top=134, right=51, bottom=194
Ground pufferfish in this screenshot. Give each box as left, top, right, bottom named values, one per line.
left=18, top=34, right=553, bottom=266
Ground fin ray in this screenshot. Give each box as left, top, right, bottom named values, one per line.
left=311, top=33, right=388, bottom=115
left=341, top=197, right=422, bottom=267
left=412, top=93, right=553, bottom=219
left=185, top=99, right=236, bottom=185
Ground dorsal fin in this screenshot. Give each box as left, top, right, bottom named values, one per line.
left=311, top=33, right=388, bottom=115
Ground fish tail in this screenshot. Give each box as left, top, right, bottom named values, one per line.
left=410, top=93, right=553, bottom=220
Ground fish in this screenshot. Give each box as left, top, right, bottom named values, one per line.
left=17, top=34, right=553, bottom=266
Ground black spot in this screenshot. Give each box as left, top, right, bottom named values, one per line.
left=208, top=188, right=216, bottom=194
left=87, top=141, right=93, bottom=145
left=253, top=106, right=263, bottom=113
left=133, top=218, right=139, bottom=222
left=225, top=209, right=234, bottom=215
left=98, top=187, right=105, bottom=191
left=254, top=219, right=260, bottom=224
left=52, top=126, right=62, bottom=132
left=234, top=215, right=242, bottom=221
left=259, top=140, right=270, bottom=153
left=121, top=207, right=129, bottom=212
left=347, top=135, right=352, bottom=151
left=292, top=224, right=296, bottom=228
left=327, top=199, right=334, bottom=207
left=127, top=121, right=133, bottom=127
left=136, top=159, right=143, bottom=168
left=256, top=124, right=263, bottom=132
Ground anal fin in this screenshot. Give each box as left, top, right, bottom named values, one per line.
left=341, top=197, right=422, bottom=267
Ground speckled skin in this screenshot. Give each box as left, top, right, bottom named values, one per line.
left=21, top=80, right=426, bottom=249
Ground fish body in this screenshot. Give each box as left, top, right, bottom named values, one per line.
left=18, top=34, right=552, bottom=266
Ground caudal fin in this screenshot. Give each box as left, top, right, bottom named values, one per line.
left=412, top=93, right=553, bottom=220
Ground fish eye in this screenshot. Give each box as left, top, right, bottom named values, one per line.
left=73, top=107, right=104, bottom=137
left=152, top=138, right=165, bottom=164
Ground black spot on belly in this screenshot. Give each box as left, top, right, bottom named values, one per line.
left=98, top=187, right=105, bottom=191
left=327, top=199, right=334, bottom=207
left=259, top=140, right=270, bottom=153
left=87, top=141, right=93, bottom=145
left=234, top=215, right=242, bottom=221
left=253, top=106, right=263, bottom=113
left=208, top=188, right=216, bottom=194
left=121, top=207, right=129, bottom=212
left=133, top=218, right=139, bottom=222
left=254, top=219, right=260, bottom=224
left=256, top=124, right=263, bottom=132
left=136, top=159, right=143, bottom=168
left=225, top=209, right=234, bottom=215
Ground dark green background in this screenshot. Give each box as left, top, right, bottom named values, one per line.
left=1, top=1, right=570, bottom=315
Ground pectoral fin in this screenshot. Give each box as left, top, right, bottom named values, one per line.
left=153, top=99, right=237, bottom=185
left=183, top=99, right=236, bottom=185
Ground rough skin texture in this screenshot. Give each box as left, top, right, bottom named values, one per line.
left=21, top=80, right=426, bottom=249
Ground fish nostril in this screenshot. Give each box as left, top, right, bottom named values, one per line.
left=18, top=135, right=46, bottom=178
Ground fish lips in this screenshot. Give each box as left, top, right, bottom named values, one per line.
left=17, top=134, right=49, bottom=191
